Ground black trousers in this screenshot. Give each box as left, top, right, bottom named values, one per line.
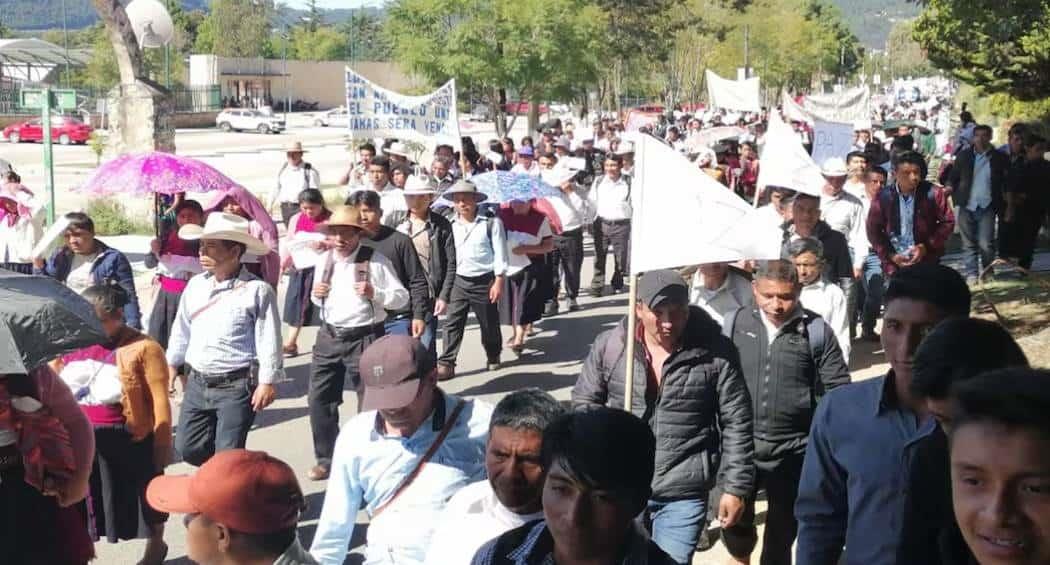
left=176, top=368, right=255, bottom=467
left=440, top=273, right=502, bottom=366
left=1001, top=210, right=1044, bottom=270
left=721, top=454, right=805, bottom=565
left=308, top=323, right=385, bottom=466
left=280, top=201, right=300, bottom=227
left=591, top=219, right=631, bottom=291
left=552, top=228, right=584, bottom=299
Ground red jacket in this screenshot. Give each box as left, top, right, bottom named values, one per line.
left=866, top=182, right=955, bottom=276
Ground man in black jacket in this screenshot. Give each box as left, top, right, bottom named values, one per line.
left=387, top=176, right=456, bottom=356
left=346, top=190, right=431, bottom=342
left=946, top=124, right=1010, bottom=282
left=783, top=193, right=853, bottom=300
left=573, top=269, right=754, bottom=565
left=722, top=260, right=849, bottom=565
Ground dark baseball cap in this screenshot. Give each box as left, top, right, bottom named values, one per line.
left=637, top=269, right=689, bottom=309
left=359, top=335, right=436, bottom=411
left=146, top=449, right=304, bottom=534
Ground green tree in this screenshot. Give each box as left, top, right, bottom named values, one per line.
left=290, top=25, right=345, bottom=61
left=386, top=0, right=603, bottom=135
left=913, top=0, right=1050, bottom=101
left=303, top=0, right=323, bottom=32
left=0, top=17, right=15, bottom=39
left=884, top=18, right=934, bottom=78
left=339, top=12, right=391, bottom=61
left=195, top=0, right=272, bottom=58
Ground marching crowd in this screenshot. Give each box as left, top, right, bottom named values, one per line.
left=1, top=89, right=1049, bottom=565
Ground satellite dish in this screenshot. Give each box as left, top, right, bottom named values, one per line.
left=125, top=0, right=175, bottom=48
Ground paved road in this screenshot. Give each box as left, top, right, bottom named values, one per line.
left=92, top=235, right=893, bottom=565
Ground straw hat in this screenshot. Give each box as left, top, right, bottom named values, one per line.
left=403, top=175, right=439, bottom=196
left=820, top=157, right=848, bottom=177
left=285, top=141, right=307, bottom=154
left=443, top=180, right=488, bottom=202
left=324, top=206, right=365, bottom=231
left=179, top=212, right=270, bottom=256
left=384, top=142, right=410, bottom=158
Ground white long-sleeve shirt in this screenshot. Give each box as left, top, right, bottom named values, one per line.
left=588, top=175, right=632, bottom=221
left=311, top=247, right=408, bottom=328
left=800, top=279, right=850, bottom=363
left=821, top=190, right=866, bottom=271
left=690, top=270, right=755, bottom=327
left=423, top=481, right=543, bottom=565
left=272, top=162, right=321, bottom=207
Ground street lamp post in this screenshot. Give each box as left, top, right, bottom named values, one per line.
left=282, top=26, right=289, bottom=124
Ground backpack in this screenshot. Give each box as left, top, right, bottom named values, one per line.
left=721, top=307, right=826, bottom=365
left=590, top=174, right=632, bottom=205
left=320, top=245, right=373, bottom=287
left=278, top=161, right=317, bottom=193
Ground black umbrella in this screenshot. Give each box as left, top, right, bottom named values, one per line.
left=0, top=271, right=106, bottom=374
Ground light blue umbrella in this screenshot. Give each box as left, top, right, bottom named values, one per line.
left=454, top=171, right=562, bottom=203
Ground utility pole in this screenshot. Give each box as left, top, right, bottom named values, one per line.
left=743, top=24, right=750, bottom=78
left=60, top=0, right=70, bottom=87
left=282, top=25, right=289, bottom=123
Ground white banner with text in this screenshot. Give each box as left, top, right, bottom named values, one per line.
left=344, top=67, right=461, bottom=147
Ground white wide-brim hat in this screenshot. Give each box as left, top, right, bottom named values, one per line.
left=385, top=142, right=410, bottom=157
left=820, top=157, right=849, bottom=177
left=179, top=212, right=271, bottom=256
left=285, top=141, right=307, bottom=153
left=403, top=175, right=439, bottom=196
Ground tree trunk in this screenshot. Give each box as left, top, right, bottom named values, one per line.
left=91, top=0, right=144, bottom=83
left=527, top=95, right=540, bottom=136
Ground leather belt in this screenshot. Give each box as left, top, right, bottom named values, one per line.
left=323, top=323, right=384, bottom=341
left=599, top=218, right=631, bottom=225
left=189, top=366, right=251, bottom=387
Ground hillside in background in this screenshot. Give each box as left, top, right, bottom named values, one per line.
left=831, top=0, right=920, bottom=49
left=1, top=0, right=377, bottom=31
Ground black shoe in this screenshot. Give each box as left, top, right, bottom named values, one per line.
left=544, top=301, right=559, bottom=317
left=588, top=287, right=605, bottom=298
left=566, top=298, right=581, bottom=312
left=695, top=526, right=720, bottom=552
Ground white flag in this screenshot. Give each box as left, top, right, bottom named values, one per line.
left=705, top=70, right=761, bottom=113
left=628, top=133, right=782, bottom=274
left=756, top=113, right=825, bottom=196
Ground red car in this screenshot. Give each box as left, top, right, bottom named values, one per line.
left=503, top=101, right=549, bottom=115
left=2, top=116, right=94, bottom=145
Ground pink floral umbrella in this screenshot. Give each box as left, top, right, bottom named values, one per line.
left=74, top=152, right=242, bottom=196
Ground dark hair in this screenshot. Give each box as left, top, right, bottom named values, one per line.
left=521, top=136, right=534, bottom=147
left=174, top=199, right=204, bottom=217
left=488, top=139, right=503, bottom=153
left=890, top=134, right=915, bottom=151
left=345, top=189, right=381, bottom=209
left=893, top=150, right=928, bottom=178
left=865, top=166, right=888, bottom=181
left=65, top=212, right=95, bottom=233
left=358, top=142, right=376, bottom=155
left=82, top=283, right=129, bottom=315
left=959, top=111, right=974, bottom=124
left=950, top=368, right=1050, bottom=441
left=501, top=137, right=515, bottom=149
left=541, top=408, right=654, bottom=507
left=973, top=124, right=993, bottom=136
left=370, top=155, right=391, bottom=173
left=435, top=144, right=454, bottom=155
left=4, top=171, right=20, bottom=183
left=490, top=388, right=565, bottom=434
left=604, top=154, right=623, bottom=166
left=297, top=188, right=325, bottom=206
left=1007, top=122, right=1029, bottom=137
left=911, top=318, right=1028, bottom=400
left=846, top=151, right=867, bottom=163
left=785, top=237, right=824, bottom=262
left=539, top=152, right=557, bottom=162
left=792, top=192, right=820, bottom=206
left=884, top=263, right=971, bottom=317
left=390, top=163, right=411, bottom=179
left=1024, top=133, right=1047, bottom=149
left=754, top=259, right=799, bottom=285
left=228, top=525, right=297, bottom=559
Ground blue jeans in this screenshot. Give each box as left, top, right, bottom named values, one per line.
left=384, top=315, right=438, bottom=357
left=957, top=206, right=996, bottom=278
left=860, top=252, right=884, bottom=333
left=176, top=370, right=256, bottom=467
left=647, top=497, right=708, bottom=565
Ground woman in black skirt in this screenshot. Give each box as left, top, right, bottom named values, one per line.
left=53, top=284, right=173, bottom=565
left=281, top=188, right=331, bottom=357
left=144, top=198, right=203, bottom=349
left=498, top=199, right=554, bottom=354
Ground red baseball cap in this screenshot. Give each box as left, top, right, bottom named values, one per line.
left=146, top=449, right=304, bottom=534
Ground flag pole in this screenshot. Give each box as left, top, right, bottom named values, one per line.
left=623, top=273, right=638, bottom=412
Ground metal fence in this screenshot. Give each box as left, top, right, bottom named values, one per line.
left=0, top=84, right=222, bottom=116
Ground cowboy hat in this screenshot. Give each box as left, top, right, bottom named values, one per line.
left=443, top=180, right=488, bottom=202
left=285, top=141, right=307, bottom=154
left=820, top=157, right=849, bottom=177
left=384, top=142, right=410, bottom=158
left=614, top=141, right=636, bottom=155
left=323, top=205, right=365, bottom=231
left=179, top=212, right=271, bottom=256
left=403, top=175, right=439, bottom=196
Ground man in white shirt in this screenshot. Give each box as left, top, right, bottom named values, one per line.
left=689, top=262, right=754, bottom=327
left=756, top=186, right=795, bottom=232
left=338, top=142, right=377, bottom=190
left=842, top=151, right=869, bottom=201
left=306, top=205, right=409, bottom=481
left=617, top=141, right=637, bottom=177
left=347, top=155, right=407, bottom=226
left=587, top=154, right=632, bottom=296
left=438, top=180, right=508, bottom=379
left=542, top=168, right=591, bottom=313
left=787, top=237, right=850, bottom=362
left=819, top=157, right=865, bottom=339
left=271, top=141, right=321, bottom=226
left=510, top=146, right=541, bottom=176
left=424, top=389, right=563, bottom=565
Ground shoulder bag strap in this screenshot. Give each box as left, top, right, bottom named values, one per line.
left=189, top=280, right=247, bottom=321
left=371, top=399, right=467, bottom=520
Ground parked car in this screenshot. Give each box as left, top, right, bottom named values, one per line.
left=215, top=109, right=285, bottom=134
left=503, top=101, right=549, bottom=115
left=313, top=106, right=348, bottom=127
left=2, top=116, right=94, bottom=145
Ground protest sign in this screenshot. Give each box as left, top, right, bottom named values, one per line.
left=705, top=70, right=761, bottom=113
left=757, top=112, right=824, bottom=196
left=344, top=67, right=461, bottom=147
left=780, top=90, right=811, bottom=123
left=803, top=86, right=870, bottom=123
left=628, top=132, right=782, bottom=274
left=811, top=120, right=855, bottom=165
left=685, top=126, right=748, bottom=152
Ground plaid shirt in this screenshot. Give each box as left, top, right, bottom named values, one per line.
left=469, top=521, right=676, bottom=565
